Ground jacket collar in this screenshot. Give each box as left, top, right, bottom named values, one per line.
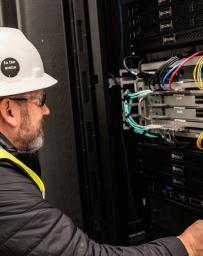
left=0, top=132, right=17, bottom=154
left=0, top=132, right=41, bottom=176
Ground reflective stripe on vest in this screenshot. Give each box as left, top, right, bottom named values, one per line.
left=0, top=148, right=45, bottom=199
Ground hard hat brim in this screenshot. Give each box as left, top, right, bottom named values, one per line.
left=0, top=73, right=58, bottom=96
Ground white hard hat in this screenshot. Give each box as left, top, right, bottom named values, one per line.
left=0, top=27, right=57, bottom=96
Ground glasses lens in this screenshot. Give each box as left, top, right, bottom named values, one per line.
left=7, top=92, right=46, bottom=107
left=28, top=92, right=46, bottom=107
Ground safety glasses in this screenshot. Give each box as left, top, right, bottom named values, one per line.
left=8, top=92, right=46, bottom=107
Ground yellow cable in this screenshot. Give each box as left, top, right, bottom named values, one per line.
left=197, top=132, right=203, bottom=150
left=197, top=133, right=201, bottom=148
left=193, top=56, right=201, bottom=89
left=199, top=57, right=203, bottom=89
left=197, top=57, right=203, bottom=88
left=193, top=56, right=203, bottom=89
left=197, top=133, right=202, bottom=148
left=194, top=56, right=200, bottom=89
left=193, top=57, right=198, bottom=88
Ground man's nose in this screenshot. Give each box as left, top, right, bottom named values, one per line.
left=42, top=104, right=50, bottom=115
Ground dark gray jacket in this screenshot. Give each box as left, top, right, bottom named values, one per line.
left=0, top=135, right=188, bottom=255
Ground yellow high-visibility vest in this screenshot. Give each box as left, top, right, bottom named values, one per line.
left=0, top=147, right=45, bottom=199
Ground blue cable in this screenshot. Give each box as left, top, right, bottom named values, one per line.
left=161, top=63, right=181, bottom=89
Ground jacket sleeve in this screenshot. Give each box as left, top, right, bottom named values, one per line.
left=0, top=166, right=188, bottom=256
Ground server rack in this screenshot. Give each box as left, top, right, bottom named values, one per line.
left=120, top=0, right=203, bottom=240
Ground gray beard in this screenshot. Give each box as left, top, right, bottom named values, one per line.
left=15, top=105, right=44, bottom=153
left=16, top=128, right=44, bottom=153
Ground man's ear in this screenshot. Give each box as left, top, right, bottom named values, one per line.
left=0, top=99, right=18, bottom=127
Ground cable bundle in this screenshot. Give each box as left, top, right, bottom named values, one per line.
left=161, top=62, right=182, bottom=89
left=168, top=51, right=203, bottom=90
left=149, top=56, right=179, bottom=91
left=193, top=56, right=203, bottom=89
left=123, top=51, right=203, bottom=91
left=123, top=89, right=191, bottom=147
left=123, top=89, right=157, bottom=138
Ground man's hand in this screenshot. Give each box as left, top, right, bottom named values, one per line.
left=177, top=219, right=203, bottom=256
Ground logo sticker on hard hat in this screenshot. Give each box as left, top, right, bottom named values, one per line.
left=1, top=58, right=20, bottom=78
